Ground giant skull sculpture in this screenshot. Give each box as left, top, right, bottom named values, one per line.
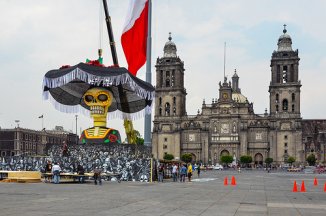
left=83, top=87, right=113, bottom=119
left=78, top=87, right=121, bottom=144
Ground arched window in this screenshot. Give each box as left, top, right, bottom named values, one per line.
left=291, top=93, right=295, bottom=101
left=165, top=103, right=170, bottom=116
left=159, top=97, right=162, bottom=105
left=166, top=77, right=170, bottom=87
left=171, top=70, right=175, bottom=87
left=173, top=97, right=176, bottom=105
left=282, top=99, right=288, bottom=111
left=276, top=94, right=279, bottom=103
left=292, top=104, right=295, bottom=112
left=166, top=71, right=170, bottom=87
left=159, top=108, right=162, bottom=116
left=276, top=105, right=279, bottom=112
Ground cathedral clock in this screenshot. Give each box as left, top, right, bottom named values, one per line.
left=223, top=93, right=228, bottom=99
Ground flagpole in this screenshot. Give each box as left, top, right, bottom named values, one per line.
left=144, top=0, right=152, bottom=146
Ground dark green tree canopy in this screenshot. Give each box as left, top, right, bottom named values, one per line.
left=306, top=154, right=317, bottom=166
left=181, top=153, right=192, bottom=163
left=240, top=155, right=253, bottom=164
left=220, top=155, right=233, bottom=165
left=163, top=153, right=174, bottom=161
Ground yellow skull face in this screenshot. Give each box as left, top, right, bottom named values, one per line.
left=83, top=88, right=113, bottom=116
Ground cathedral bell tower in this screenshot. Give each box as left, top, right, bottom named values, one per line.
left=269, top=25, right=301, bottom=118
left=154, top=33, right=187, bottom=117
left=152, top=33, right=187, bottom=160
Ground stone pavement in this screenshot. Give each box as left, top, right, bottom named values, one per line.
left=0, top=170, right=326, bottom=216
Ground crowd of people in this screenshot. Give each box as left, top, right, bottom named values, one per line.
left=157, top=163, right=199, bottom=183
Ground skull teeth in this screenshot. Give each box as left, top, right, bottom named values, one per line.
left=90, top=106, right=105, bottom=114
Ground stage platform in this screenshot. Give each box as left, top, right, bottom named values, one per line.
left=0, top=171, right=41, bottom=183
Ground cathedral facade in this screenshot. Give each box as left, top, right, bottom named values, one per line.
left=152, top=29, right=325, bottom=165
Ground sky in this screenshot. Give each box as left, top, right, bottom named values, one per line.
left=1, top=0, right=326, bottom=141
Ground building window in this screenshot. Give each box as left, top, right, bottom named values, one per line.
left=159, top=97, right=162, bottom=105
left=159, top=108, right=162, bottom=116
left=282, top=99, right=288, bottom=111
left=172, top=70, right=175, bottom=87
left=276, top=94, right=279, bottom=103
left=284, top=143, right=288, bottom=147
left=292, top=93, right=295, bottom=101
left=282, top=65, right=288, bottom=83
left=256, top=133, right=262, bottom=140
left=165, top=103, right=170, bottom=116
left=277, top=65, right=281, bottom=83
left=284, top=135, right=288, bottom=139
left=164, top=138, right=167, bottom=142
left=173, top=97, right=176, bottom=105
left=163, top=145, right=167, bottom=149
left=284, top=149, right=288, bottom=154
left=173, top=107, right=176, bottom=115
left=166, top=71, right=170, bottom=87
left=276, top=105, right=279, bottom=112
left=292, top=104, right=295, bottom=112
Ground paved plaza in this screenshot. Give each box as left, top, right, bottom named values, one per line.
left=0, top=170, right=326, bottom=216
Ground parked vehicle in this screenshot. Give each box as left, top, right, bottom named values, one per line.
left=303, top=166, right=316, bottom=174
left=213, top=164, right=224, bottom=170
left=315, top=166, right=325, bottom=174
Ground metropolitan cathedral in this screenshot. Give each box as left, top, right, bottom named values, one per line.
left=152, top=27, right=326, bottom=165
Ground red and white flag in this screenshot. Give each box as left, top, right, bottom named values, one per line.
left=121, top=0, right=148, bottom=76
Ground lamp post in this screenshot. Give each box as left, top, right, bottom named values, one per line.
left=14, top=120, right=20, bottom=128
left=75, top=115, right=78, bottom=144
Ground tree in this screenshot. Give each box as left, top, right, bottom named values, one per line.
left=163, top=153, right=174, bottom=161
left=286, top=156, right=295, bottom=165
left=240, top=155, right=253, bottom=167
left=306, top=154, right=317, bottom=166
left=134, top=130, right=144, bottom=145
left=181, top=153, right=192, bottom=163
left=220, top=155, right=233, bottom=166
left=265, top=157, right=273, bottom=166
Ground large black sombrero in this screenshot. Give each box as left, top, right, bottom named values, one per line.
left=42, top=63, right=155, bottom=119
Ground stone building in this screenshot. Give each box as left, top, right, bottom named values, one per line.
left=0, top=126, right=77, bottom=156
left=152, top=28, right=326, bottom=165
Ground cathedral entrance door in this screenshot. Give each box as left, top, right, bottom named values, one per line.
left=220, top=150, right=230, bottom=156
left=254, top=153, right=263, bottom=166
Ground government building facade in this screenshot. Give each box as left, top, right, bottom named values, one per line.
left=152, top=29, right=326, bottom=165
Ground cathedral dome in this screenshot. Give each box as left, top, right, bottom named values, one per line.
left=232, top=92, right=248, bottom=103
left=277, top=25, right=293, bottom=52
left=164, top=32, right=177, bottom=58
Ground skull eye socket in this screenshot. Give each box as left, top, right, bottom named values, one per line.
left=85, top=95, right=94, bottom=102
left=98, top=94, right=108, bottom=102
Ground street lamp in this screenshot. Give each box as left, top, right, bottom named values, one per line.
left=75, top=115, right=78, bottom=144
left=14, top=120, right=20, bottom=128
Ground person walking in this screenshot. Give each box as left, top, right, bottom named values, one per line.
left=77, top=164, right=85, bottom=183
left=197, top=164, right=201, bottom=178
left=180, top=164, right=187, bottom=182
left=187, top=163, right=193, bottom=182
left=158, top=164, right=164, bottom=182
left=44, top=160, right=52, bottom=183
left=51, top=162, right=61, bottom=184
left=172, top=163, right=178, bottom=182
left=93, top=167, right=102, bottom=185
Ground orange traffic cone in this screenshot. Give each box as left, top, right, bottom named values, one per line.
left=324, top=182, right=326, bottom=192
left=231, top=176, right=236, bottom=185
left=314, top=177, right=318, bottom=186
left=224, top=177, right=228, bottom=186
left=293, top=180, right=298, bottom=192
left=300, top=180, right=306, bottom=192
